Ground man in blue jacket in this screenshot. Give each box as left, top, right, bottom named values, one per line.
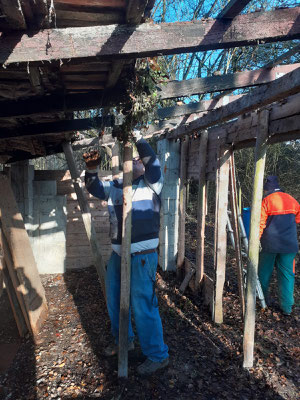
left=83, top=132, right=169, bottom=375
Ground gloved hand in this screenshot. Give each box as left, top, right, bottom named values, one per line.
left=132, top=129, right=143, bottom=143
left=82, top=150, right=101, bottom=170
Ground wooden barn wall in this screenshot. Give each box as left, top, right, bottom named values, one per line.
left=187, top=93, right=300, bottom=181
left=34, top=170, right=112, bottom=270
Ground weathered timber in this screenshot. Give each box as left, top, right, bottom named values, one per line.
left=217, top=0, right=252, bottom=19
left=1, top=7, right=300, bottom=65
left=54, top=0, right=126, bottom=8
left=177, top=138, right=189, bottom=273
left=118, top=142, right=133, bottom=379
left=166, top=66, right=300, bottom=139
left=195, top=130, right=208, bottom=290
left=159, top=64, right=300, bottom=100
left=0, top=89, right=125, bottom=118
left=213, top=147, right=230, bottom=324
left=243, top=109, right=269, bottom=369
left=228, top=152, right=245, bottom=317
left=126, top=0, right=148, bottom=24
left=62, top=142, right=106, bottom=294
left=156, top=95, right=242, bottom=120
left=0, top=0, right=27, bottom=29
left=0, top=116, right=113, bottom=140
left=0, top=253, right=28, bottom=337
left=0, top=174, right=48, bottom=336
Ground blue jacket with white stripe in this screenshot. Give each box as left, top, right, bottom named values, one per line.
left=84, top=139, right=163, bottom=255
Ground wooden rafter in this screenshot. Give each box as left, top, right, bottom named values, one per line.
left=0, top=89, right=125, bottom=118
left=1, top=7, right=299, bottom=66
left=106, top=0, right=149, bottom=88
left=217, top=0, right=252, bottom=19
left=0, top=0, right=26, bottom=29
left=158, top=64, right=300, bottom=100
left=165, top=66, right=300, bottom=140
left=0, top=116, right=113, bottom=140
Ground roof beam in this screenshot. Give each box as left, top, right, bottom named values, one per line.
left=165, top=66, right=300, bottom=140
left=1, top=7, right=299, bottom=65
left=0, top=89, right=126, bottom=118
left=0, top=116, right=113, bottom=140
left=159, top=63, right=300, bottom=100
left=217, top=0, right=252, bottom=19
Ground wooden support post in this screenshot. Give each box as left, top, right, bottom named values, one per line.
left=229, top=151, right=245, bottom=317
left=243, top=109, right=269, bottom=368
left=0, top=175, right=48, bottom=336
left=118, top=142, right=133, bottom=378
left=62, top=142, right=106, bottom=294
left=195, top=130, right=208, bottom=290
left=112, top=141, right=120, bottom=180
left=213, top=146, right=230, bottom=324
left=177, top=137, right=189, bottom=276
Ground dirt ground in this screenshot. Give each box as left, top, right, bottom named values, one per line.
left=0, top=218, right=299, bottom=400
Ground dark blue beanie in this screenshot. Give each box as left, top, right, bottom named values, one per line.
left=264, top=176, right=280, bottom=191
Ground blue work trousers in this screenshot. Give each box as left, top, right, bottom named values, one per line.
left=105, top=251, right=169, bottom=362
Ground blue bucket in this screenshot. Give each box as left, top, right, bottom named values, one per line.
left=242, top=207, right=251, bottom=238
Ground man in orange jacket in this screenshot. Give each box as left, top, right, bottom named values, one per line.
left=259, top=176, right=300, bottom=315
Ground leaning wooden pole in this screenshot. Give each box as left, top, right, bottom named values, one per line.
left=118, top=142, right=133, bottom=378
left=177, top=137, right=189, bottom=276
left=213, top=146, right=230, bottom=324
left=62, top=141, right=106, bottom=294
left=243, top=109, right=269, bottom=368
left=195, top=130, right=208, bottom=290
left=229, top=151, right=245, bottom=317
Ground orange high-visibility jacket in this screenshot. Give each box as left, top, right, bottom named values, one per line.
left=260, top=190, right=300, bottom=253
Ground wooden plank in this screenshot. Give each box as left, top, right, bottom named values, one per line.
left=55, top=9, right=124, bottom=25
left=118, top=142, right=133, bottom=378
left=1, top=7, right=300, bottom=65
left=159, top=64, right=300, bottom=100
left=62, top=141, right=106, bottom=294
left=243, top=109, right=269, bottom=369
left=0, top=174, right=48, bottom=336
left=166, top=66, right=300, bottom=140
left=0, top=254, right=28, bottom=337
left=217, top=0, right=252, bottom=19
left=228, top=152, right=245, bottom=317
left=54, top=0, right=126, bottom=7
left=0, top=90, right=124, bottom=118
left=0, top=116, right=113, bottom=140
left=111, top=141, right=120, bottom=180
left=177, top=138, right=189, bottom=273
left=195, top=130, right=208, bottom=290
left=213, top=147, right=230, bottom=324
left=0, top=0, right=26, bottom=29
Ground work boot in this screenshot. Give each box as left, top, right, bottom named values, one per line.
left=137, top=357, right=169, bottom=375
left=104, top=341, right=134, bottom=357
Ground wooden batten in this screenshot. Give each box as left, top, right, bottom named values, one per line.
left=243, top=109, right=269, bottom=368
left=118, top=142, right=133, bottom=379
left=177, top=137, right=189, bottom=274
left=228, top=152, right=245, bottom=317
left=213, top=146, right=230, bottom=324
left=0, top=174, right=48, bottom=337
left=195, top=130, right=208, bottom=290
